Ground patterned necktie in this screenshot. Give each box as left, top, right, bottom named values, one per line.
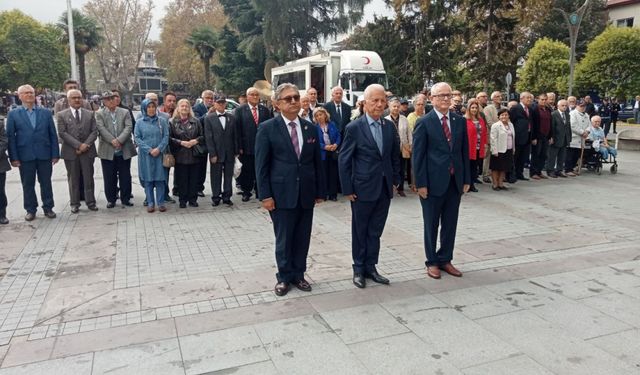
left=372, top=121, right=383, bottom=154
left=442, top=115, right=454, bottom=175
left=289, top=122, right=300, bottom=158
left=252, top=106, right=259, bottom=126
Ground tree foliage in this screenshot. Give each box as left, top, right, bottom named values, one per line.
left=0, top=10, right=69, bottom=92
left=212, top=26, right=264, bottom=94
left=516, top=38, right=569, bottom=95
left=57, top=9, right=103, bottom=91
left=575, top=26, right=640, bottom=98
left=186, top=27, right=219, bottom=88
left=83, top=0, right=153, bottom=100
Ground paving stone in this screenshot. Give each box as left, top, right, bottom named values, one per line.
left=0, top=353, right=92, bottom=375
left=581, top=292, right=640, bottom=328
left=92, top=338, right=183, bottom=375
left=461, top=354, right=554, bottom=375
left=320, top=303, right=409, bottom=344
left=588, top=329, right=640, bottom=369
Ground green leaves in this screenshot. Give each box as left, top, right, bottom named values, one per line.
left=516, top=38, right=570, bottom=95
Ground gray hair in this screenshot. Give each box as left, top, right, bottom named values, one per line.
left=412, top=93, right=427, bottom=103
left=363, top=84, right=385, bottom=100
left=388, top=97, right=400, bottom=105
left=145, top=92, right=158, bottom=100
left=201, top=90, right=214, bottom=98
left=17, top=84, right=34, bottom=94
left=331, top=86, right=343, bottom=94
left=491, top=91, right=502, bottom=100
left=245, top=87, right=259, bottom=96
left=430, top=82, right=452, bottom=96
left=520, top=91, right=532, bottom=100
left=66, top=89, right=82, bottom=99
left=274, top=83, right=298, bottom=101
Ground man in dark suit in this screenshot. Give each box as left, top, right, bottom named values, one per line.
left=6, top=84, right=60, bottom=221
left=530, top=93, right=552, bottom=180
left=508, top=92, right=533, bottom=182
left=546, top=99, right=572, bottom=178
left=255, top=83, right=325, bottom=296
left=193, top=90, right=215, bottom=197
left=236, top=87, right=272, bottom=201
left=204, top=95, right=239, bottom=206
left=56, top=89, right=99, bottom=213
left=339, top=84, right=401, bottom=289
left=324, top=86, right=352, bottom=136
left=412, top=82, right=470, bottom=280
left=0, top=118, right=11, bottom=224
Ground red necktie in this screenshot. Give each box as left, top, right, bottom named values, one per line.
left=252, top=106, right=259, bottom=126
left=442, top=115, right=454, bottom=175
left=289, top=122, right=300, bottom=158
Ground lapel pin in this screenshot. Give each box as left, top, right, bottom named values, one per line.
left=304, top=126, right=308, bottom=130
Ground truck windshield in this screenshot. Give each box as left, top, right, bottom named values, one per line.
left=351, top=73, right=387, bottom=92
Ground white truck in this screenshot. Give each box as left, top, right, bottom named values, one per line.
left=271, top=50, right=387, bottom=106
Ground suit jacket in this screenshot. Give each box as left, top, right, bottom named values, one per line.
left=550, top=110, right=571, bottom=148
left=54, top=97, right=92, bottom=114
left=508, top=103, right=532, bottom=146
left=204, top=112, right=239, bottom=163
left=192, top=102, right=210, bottom=122
left=234, top=103, right=272, bottom=155
left=6, top=106, right=60, bottom=162
left=490, top=121, right=516, bottom=155
left=255, top=116, right=325, bottom=209
left=95, top=107, right=137, bottom=160
left=412, top=110, right=470, bottom=197
left=324, top=101, right=352, bottom=134
left=56, top=108, right=98, bottom=160
left=338, top=115, right=401, bottom=201
left=0, top=119, right=11, bottom=173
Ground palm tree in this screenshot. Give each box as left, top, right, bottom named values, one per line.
left=57, top=9, right=103, bottom=91
left=186, top=27, right=219, bottom=88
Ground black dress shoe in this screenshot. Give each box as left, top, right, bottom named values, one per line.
left=165, top=196, right=176, bottom=204
left=122, top=201, right=134, bottom=207
left=179, top=202, right=187, bottom=208
left=107, top=202, right=116, bottom=209
left=44, top=210, right=56, bottom=219
left=88, top=205, right=98, bottom=211
left=0, top=217, right=9, bottom=225
left=189, top=201, right=199, bottom=207
left=197, top=191, right=205, bottom=197
left=274, top=282, right=290, bottom=296
left=293, top=279, right=312, bottom=292
left=353, top=274, right=366, bottom=288
left=241, top=195, right=251, bottom=202
left=517, top=176, right=529, bottom=181
left=222, top=199, right=233, bottom=206
left=143, top=199, right=148, bottom=207
left=507, top=178, right=517, bottom=184
left=469, top=186, right=479, bottom=192
left=366, top=271, right=390, bottom=285
left=25, top=212, right=35, bottom=221
left=211, top=200, right=220, bottom=207
left=70, top=206, right=79, bottom=214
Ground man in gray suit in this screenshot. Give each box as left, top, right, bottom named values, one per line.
left=56, top=89, right=99, bottom=213
left=96, top=91, right=136, bottom=208
left=546, top=99, right=572, bottom=178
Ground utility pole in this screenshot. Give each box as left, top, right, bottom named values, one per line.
left=556, top=0, right=590, bottom=97
left=66, top=0, right=79, bottom=82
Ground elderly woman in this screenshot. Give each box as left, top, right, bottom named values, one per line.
left=135, top=99, right=169, bottom=212
left=170, top=99, right=205, bottom=208
left=490, top=108, right=515, bottom=191
left=385, top=98, right=411, bottom=196
left=314, top=107, right=341, bottom=201
left=299, top=95, right=313, bottom=122
left=465, top=99, right=488, bottom=192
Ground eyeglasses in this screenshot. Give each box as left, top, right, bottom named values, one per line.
left=432, top=94, right=452, bottom=100
left=279, top=94, right=301, bottom=103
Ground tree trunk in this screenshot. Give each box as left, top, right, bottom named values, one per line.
left=78, top=52, right=87, bottom=94
left=204, top=58, right=211, bottom=88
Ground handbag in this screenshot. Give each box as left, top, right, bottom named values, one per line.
left=192, top=143, right=207, bottom=158
left=162, top=152, right=175, bottom=168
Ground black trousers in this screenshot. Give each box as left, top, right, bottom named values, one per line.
left=565, top=147, right=581, bottom=172
left=211, top=158, right=234, bottom=201
left=270, top=205, right=314, bottom=283
left=420, top=176, right=462, bottom=267
left=19, top=159, right=54, bottom=213
left=239, top=154, right=256, bottom=197
left=404, top=157, right=412, bottom=187
left=101, top=156, right=132, bottom=204
left=174, top=163, right=199, bottom=204
left=350, top=183, right=391, bottom=274
left=513, top=143, right=531, bottom=178
left=0, top=172, right=7, bottom=217
left=530, top=138, right=549, bottom=176
left=470, top=150, right=482, bottom=183
left=611, top=116, right=618, bottom=133
left=64, top=155, right=96, bottom=207
left=196, top=157, right=207, bottom=193
left=323, top=154, right=339, bottom=198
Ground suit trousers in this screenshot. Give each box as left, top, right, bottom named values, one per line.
left=322, top=155, right=339, bottom=199
left=565, top=147, right=581, bottom=172
left=530, top=138, right=549, bottom=176
left=101, top=156, right=132, bottom=204
left=404, top=157, right=412, bottom=187
left=351, top=182, right=391, bottom=274
left=482, top=144, right=491, bottom=178
left=0, top=172, right=6, bottom=217
left=269, top=204, right=314, bottom=283
left=239, top=154, right=256, bottom=197
left=420, top=176, right=462, bottom=267
left=196, top=157, right=207, bottom=194
left=211, top=159, right=234, bottom=201
left=512, top=143, right=531, bottom=179
left=174, top=163, right=199, bottom=204
left=64, top=155, right=96, bottom=208
left=545, top=146, right=567, bottom=174
left=19, top=159, right=54, bottom=213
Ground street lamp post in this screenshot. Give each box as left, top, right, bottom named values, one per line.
left=556, top=0, right=590, bottom=97
left=66, top=0, right=79, bottom=82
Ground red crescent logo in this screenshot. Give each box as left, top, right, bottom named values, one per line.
left=362, top=56, right=371, bottom=65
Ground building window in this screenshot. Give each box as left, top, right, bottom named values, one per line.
left=616, top=18, right=634, bottom=27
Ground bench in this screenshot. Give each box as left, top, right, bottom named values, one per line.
left=616, top=128, right=640, bottom=151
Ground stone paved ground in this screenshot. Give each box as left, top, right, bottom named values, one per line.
left=0, top=144, right=639, bottom=374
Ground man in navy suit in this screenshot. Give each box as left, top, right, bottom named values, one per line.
left=6, top=85, right=60, bottom=221
left=508, top=92, right=533, bottom=182
left=324, top=86, right=352, bottom=136
left=339, top=84, right=401, bottom=288
left=412, top=82, right=470, bottom=280
left=255, top=83, right=325, bottom=297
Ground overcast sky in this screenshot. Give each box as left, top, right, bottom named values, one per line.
left=0, top=0, right=392, bottom=41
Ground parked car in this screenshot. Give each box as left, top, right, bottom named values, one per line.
left=618, top=105, right=635, bottom=121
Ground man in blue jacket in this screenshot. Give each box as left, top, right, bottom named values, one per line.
left=6, top=85, right=60, bottom=221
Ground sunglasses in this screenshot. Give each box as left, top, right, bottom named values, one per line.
left=279, top=95, right=301, bottom=103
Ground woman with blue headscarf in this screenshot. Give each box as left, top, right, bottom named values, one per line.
left=135, top=99, right=169, bottom=212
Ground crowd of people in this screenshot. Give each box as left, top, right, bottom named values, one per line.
left=0, top=78, right=626, bottom=296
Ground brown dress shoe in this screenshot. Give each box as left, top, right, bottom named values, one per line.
left=397, top=190, right=406, bottom=197
left=147, top=206, right=155, bottom=213
left=25, top=212, right=36, bottom=221
left=531, top=175, right=541, bottom=180
left=293, top=279, right=312, bottom=292
left=426, top=266, right=441, bottom=279
left=439, top=263, right=463, bottom=277
left=274, top=282, right=290, bottom=296
left=539, top=174, right=548, bottom=179
left=158, top=206, right=167, bottom=212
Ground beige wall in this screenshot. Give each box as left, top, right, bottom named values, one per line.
left=609, top=3, right=640, bottom=27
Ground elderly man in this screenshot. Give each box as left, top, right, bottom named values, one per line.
left=567, top=96, right=577, bottom=112
left=6, top=85, right=60, bottom=221
left=54, top=79, right=92, bottom=114
left=413, top=82, right=469, bottom=280
left=96, top=91, right=136, bottom=207
left=482, top=91, right=504, bottom=182
left=546, top=99, right=572, bottom=178
left=508, top=92, right=533, bottom=182
left=307, top=87, right=321, bottom=111
left=566, top=99, right=591, bottom=176
left=56, top=89, right=98, bottom=213
left=255, top=83, right=325, bottom=296
left=193, top=90, right=215, bottom=121
left=547, top=92, right=557, bottom=110
left=339, top=84, right=401, bottom=288
left=299, top=95, right=313, bottom=122
left=385, top=97, right=410, bottom=197
left=588, top=115, right=617, bottom=160
left=324, top=86, right=352, bottom=136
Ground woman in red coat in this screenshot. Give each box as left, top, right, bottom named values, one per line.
left=465, top=99, right=487, bottom=192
